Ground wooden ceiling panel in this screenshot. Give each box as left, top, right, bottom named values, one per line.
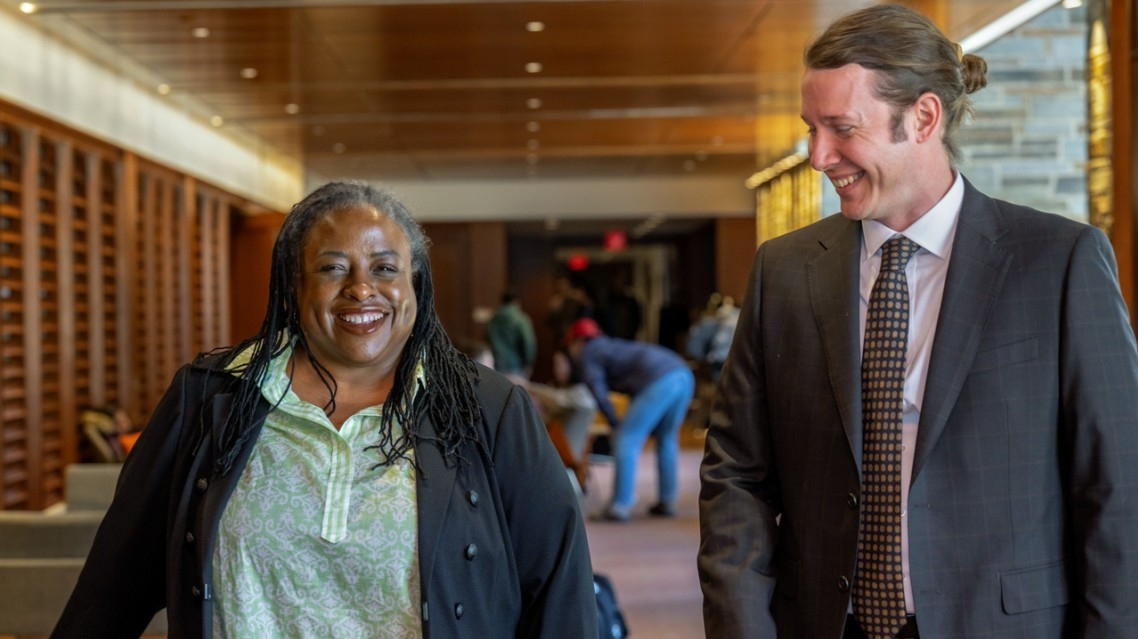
left=295, top=116, right=755, bottom=157
left=18, top=0, right=1034, bottom=181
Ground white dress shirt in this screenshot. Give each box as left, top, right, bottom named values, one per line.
left=858, top=172, right=964, bottom=614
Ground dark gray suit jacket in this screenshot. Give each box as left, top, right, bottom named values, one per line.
left=699, top=179, right=1138, bottom=639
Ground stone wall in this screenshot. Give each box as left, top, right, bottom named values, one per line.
left=960, top=4, right=1088, bottom=220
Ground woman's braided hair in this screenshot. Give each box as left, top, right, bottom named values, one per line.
left=207, top=180, right=482, bottom=475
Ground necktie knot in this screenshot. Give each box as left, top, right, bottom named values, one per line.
left=880, top=235, right=919, bottom=274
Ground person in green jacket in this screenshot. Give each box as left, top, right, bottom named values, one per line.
left=486, top=291, right=537, bottom=378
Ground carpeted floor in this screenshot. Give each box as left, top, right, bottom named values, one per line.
left=581, top=429, right=707, bottom=639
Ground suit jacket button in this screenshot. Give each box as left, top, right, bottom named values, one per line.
left=465, top=544, right=478, bottom=560
left=185, top=532, right=195, bottom=544
left=838, top=576, right=851, bottom=591
left=454, top=603, right=464, bottom=619
left=191, top=586, right=202, bottom=599
left=195, top=477, right=208, bottom=492
left=467, top=490, right=479, bottom=506
left=847, top=493, right=859, bottom=509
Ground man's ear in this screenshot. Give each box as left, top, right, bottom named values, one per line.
left=912, top=92, right=943, bottom=143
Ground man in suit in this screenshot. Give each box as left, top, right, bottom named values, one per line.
left=698, top=5, right=1138, bottom=639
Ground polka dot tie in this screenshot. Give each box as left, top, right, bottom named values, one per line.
left=853, top=235, right=918, bottom=639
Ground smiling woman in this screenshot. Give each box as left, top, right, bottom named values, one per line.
left=51, top=181, right=597, bottom=639
left=293, top=205, right=420, bottom=428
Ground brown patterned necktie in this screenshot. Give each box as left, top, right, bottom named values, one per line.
left=854, top=235, right=918, bottom=639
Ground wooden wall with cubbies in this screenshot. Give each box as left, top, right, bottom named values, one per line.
left=0, top=103, right=249, bottom=511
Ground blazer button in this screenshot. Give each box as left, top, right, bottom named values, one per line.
left=467, top=490, right=479, bottom=507
left=454, top=603, right=464, bottom=619
left=838, top=576, right=851, bottom=592
left=185, top=532, right=195, bottom=544
left=195, top=477, right=209, bottom=492
left=191, top=586, right=202, bottom=599
left=847, top=493, right=859, bottom=509
left=465, top=544, right=478, bottom=560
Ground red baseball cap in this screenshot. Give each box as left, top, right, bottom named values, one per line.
left=563, top=317, right=602, bottom=346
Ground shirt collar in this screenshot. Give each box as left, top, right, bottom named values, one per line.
left=862, top=171, right=963, bottom=260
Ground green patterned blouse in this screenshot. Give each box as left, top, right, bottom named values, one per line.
left=210, top=344, right=422, bottom=638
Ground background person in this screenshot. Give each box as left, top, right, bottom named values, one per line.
left=515, top=349, right=599, bottom=488
left=564, top=318, right=694, bottom=522
left=685, top=293, right=739, bottom=383
left=547, top=274, right=593, bottom=341
left=698, top=5, right=1138, bottom=639
left=53, top=180, right=596, bottom=638
left=486, top=290, right=537, bottom=378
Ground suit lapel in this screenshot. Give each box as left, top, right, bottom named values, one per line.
left=808, top=219, right=865, bottom=458
left=912, top=182, right=1012, bottom=481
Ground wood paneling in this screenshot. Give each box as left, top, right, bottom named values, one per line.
left=0, top=101, right=246, bottom=511
left=465, top=221, right=508, bottom=336
left=0, top=121, right=29, bottom=509
left=230, top=212, right=284, bottom=344
left=506, top=232, right=558, bottom=382
left=715, top=217, right=758, bottom=305
left=421, top=221, right=507, bottom=345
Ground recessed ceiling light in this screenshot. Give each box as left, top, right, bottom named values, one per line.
left=526, top=121, right=540, bottom=133
left=527, top=139, right=540, bottom=150
left=526, top=98, right=542, bottom=109
left=332, top=143, right=347, bottom=154
left=240, top=68, right=258, bottom=79
left=526, top=21, right=544, bottom=32
left=157, top=84, right=171, bottom=95
left=19, top=3, right=37, bottom=14
left=192, top=27, right=210, bottom=38
left=525, top=62, right=543, bottom=74
left=284, top=103, right=300, bottom=115
left=209, top=115, right=224, bottom=127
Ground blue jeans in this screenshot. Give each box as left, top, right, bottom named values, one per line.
left=610, top=367, right=696, bottom=511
